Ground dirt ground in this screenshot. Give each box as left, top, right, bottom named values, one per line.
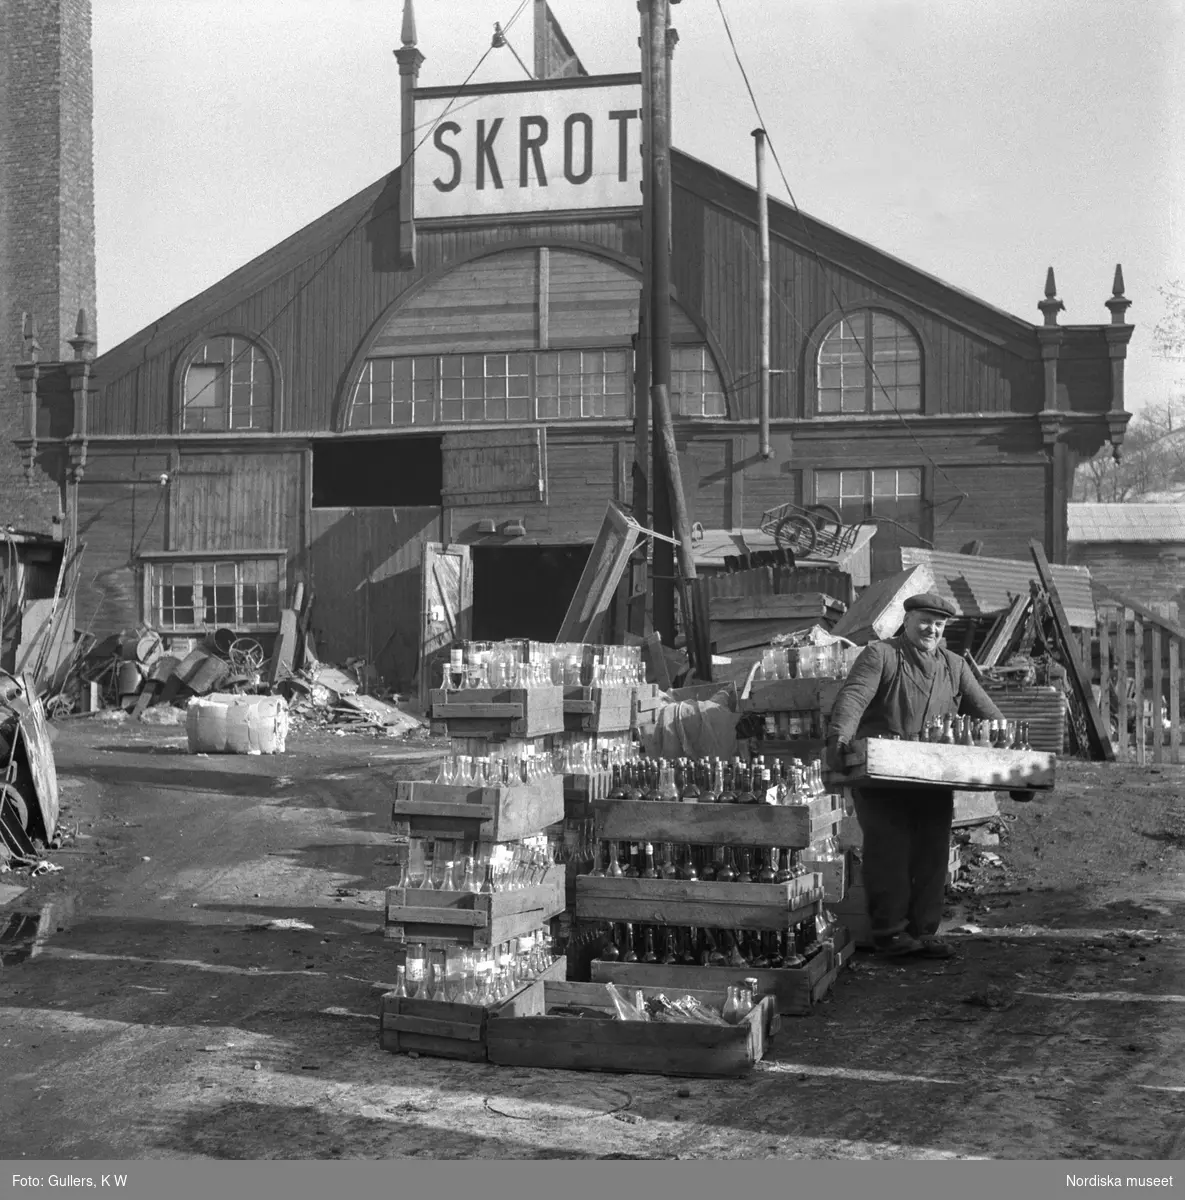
left=0, top=714, right=1182, bottom=1161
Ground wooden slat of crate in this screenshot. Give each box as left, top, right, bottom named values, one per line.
left=827, top=737, right=1056, bottom=792
left=430, top=685, right=564, bottom=739
left=590, top=944, right=835, bottom=1016
left=486, top=980, right=776, bottom=1077
left=384, top=866, right=566, bottom=947
left=632, top=683, right=662, bottom=730
left=390, top=775, right=563, bottom=843
left=593, top=799, right=811, bottom=849
left=563, top=684, right=634, bottom=734
left=575, top=874, right=823, bottom=930
left=710, top=593, right=844, bottom=621
left=801, top=852, right=847, bottom=903
left=742, top=679, right=844, bottom=714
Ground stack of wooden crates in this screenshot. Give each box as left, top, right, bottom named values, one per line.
left=379, top=678, right=570, bottom=1061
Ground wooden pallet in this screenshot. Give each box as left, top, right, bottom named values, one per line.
left=825, top=737, right=1056, bottom=792
left=390, top=776, right=564, bottom=843
left=575, top=874, right=823, bottom=930
left=379, top=956, right=568, bottom=1060
left=563, top=685, right=635, bottom=734
left=592, top=798, right=812, bottom=850
left=429, top=686, right=565, bottom=740
left=485, top=980, right=779, bottom=1078
left=384, top=865, right=566, bottom=947
left=591, top=932, right=854, bottom=1016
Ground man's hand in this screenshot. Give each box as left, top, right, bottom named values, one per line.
left=825, top=736, right=848, bottom=774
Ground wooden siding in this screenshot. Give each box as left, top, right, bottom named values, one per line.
left=89, top=216, right=641, bottom=438
left=73, top=450, right=171, bottom=633
left=677, top=439, right=729, bottom=530
left=308, top=506, right=442, bottom=690
left=1068, top=543, right=1185, bottom=614
left=930, top=464, right=1048, bottom=558
left=170, top=451, right=304, bottom=556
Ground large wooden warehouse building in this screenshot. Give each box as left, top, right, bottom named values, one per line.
left=11, top=1, right=1136, bottom=691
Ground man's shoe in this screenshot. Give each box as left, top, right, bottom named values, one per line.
left=874, top=933, right=923, bottom=957
left=914, top=936, right=955, bottom=959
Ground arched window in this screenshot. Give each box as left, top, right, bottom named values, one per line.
left=816, top=311, right=921, bottom=415
left=182, top=336, right=274, bottom=432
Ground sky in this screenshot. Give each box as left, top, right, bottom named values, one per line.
left=92, top=0, right=1185, bottom=414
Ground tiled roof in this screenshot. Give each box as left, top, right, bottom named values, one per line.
left=899, top=548, right=1096, bottom=628
left=1068, top=503, right=1185, bottom=543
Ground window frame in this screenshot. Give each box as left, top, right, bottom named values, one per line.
left=346, top=344, right=729, bottom=429
left=177, top=333, right=279, bottom=434
left=140, top=550, right=287, bottom=634
left=810, top=309, right=924, bottom=418
left=814, top=466, right=929, bottom=578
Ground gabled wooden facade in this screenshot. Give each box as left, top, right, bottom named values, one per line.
left=13, top=107, right=1134, bottom=690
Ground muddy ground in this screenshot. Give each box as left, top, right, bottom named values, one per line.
left=0, top=715, right=1182, bottom=1161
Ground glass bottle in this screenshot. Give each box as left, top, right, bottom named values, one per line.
left=726, top=929, right=748, bottom=968
left=737, top=982, right=756, bottom=1020
left=606, top=841, right=624, bottom=878
left=661, top=927, right=679, bottom=964
left=940, top=714, right=955, bottom=745
left=642, top=926, right=658, bottom=963
left=681, top=927, right=700, bottom=965
left=661, top=842, right=680, bottom=879
left=735, top=848, right=753, bottom=884
left=719, top=761, right=738, bottom=805
left=737, top=762, right=758, bottom=806
left=717, top=846, right=738, bottom=884
left=681, top=759, right=702, bottom=803
left=774, top=847, right=792, bottom=884
left=607, top=762, right=627, bottom=800
left=659, top=759, right=679, bottom=803
left=405, top=943, right=426, bottom=999
left=758, top=761, right=777, bottom=805
left=392, top=964, right=408, bottom=1000
left=698, top=843, right=717, bottom=882
left=722, top=985, right=741, bottom=1025
left=703, top=929, right=726, bottom=966
left=678, top=843, right=699, bottom=882
left=641, top=842, right=658, bottom=879
left=622, top=922, right=639, bottom=963
left=428, top=953, right=447, bottom=1003
left=757, top=847, right=777, bottom=884
left=601, top=924, right=621, bottom=961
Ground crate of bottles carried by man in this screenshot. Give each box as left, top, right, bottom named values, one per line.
left=589, top=918, right=854, bottom=1017
left=826, top=717, right=1056, bottom=793
left=379, top=933, right=568, bottom=1062
left=391, top=749, right=565, bottom=843
left=485, top=978, right=780, bottom=1078
left=384, top=834, right=566, bottom=948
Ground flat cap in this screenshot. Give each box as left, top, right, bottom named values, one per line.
left=903, top=591, right=957, bottom=618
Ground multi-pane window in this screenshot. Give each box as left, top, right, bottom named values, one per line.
left=671, top=346, right=728, bottom=417
left=182, top=337, right=274, bottom=432
left=816, top=467, right=924, bottom=580
left=347, top=346, right=726, bottom=428
left=817, top=312, right=921, bottom=415
left=151, top=558, right=283, bottom=632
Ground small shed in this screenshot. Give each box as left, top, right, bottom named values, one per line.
left=1067, top=504, right=1185, bottom=621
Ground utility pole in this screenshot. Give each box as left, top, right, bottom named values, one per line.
left=641, top=0, right=700, bottom=672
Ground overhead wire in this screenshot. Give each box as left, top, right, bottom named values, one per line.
left=713, top=0, right=971, bottom=527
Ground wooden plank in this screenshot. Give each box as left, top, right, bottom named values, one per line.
left=1097, top=608, right=1111, bottom=735
left=383, top=1014, right=484, bottom=1040
left=593, top=798, right=812, bottom=849
left=555, top=501, right=643, bottom=643
left=267, top=608, right=299, bottom=686
left=430, top=702, right=525, bottom=719
left=829, top=563, right=936, bottom=645
left=1029, top=541, right=1113, bottom=762
left=829, top=737, right=1055, bottom=791
left=1133, top=616, right=1145, bottom=767
left=441, top=427, right=547, bottom=506
left=1092, top=581, right=1185, bottom=640
left=741, top=678, right=843, bottom=714
left=977, top=594, right=1030, bottom=668
left=575, top=874, right=822, bottom=929
left=1116, top=609, right=1129, bottom=760
left=711, top=619, right=828, bottom=654
left=383, top=905, right=487, bottom=927
left=1170, top=636, right=1181, bottom=766
left=390, top=775, right=564, bottom=844
left=429, top=685, right=564, bottom=739
left=709, top=593, right=844, bottom=621
left=1151, top=625, right=1163, bottom=765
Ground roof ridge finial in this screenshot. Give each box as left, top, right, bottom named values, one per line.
left=1106, top=262, right=1132, bottom=325
left=1038, top=266, right=1065, bottom=327
left=401, top=0, right=417, bottom=47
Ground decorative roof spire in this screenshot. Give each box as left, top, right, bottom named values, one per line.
left=1106, top=263, right=1131, bottom=325
left=69, top=307, right=97, bottom=361
left=401, top=0, right=417, bottom=47
left=1038, top=266, right=1065, bottom=326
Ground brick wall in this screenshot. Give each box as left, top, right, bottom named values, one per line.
left=0, top=0, right=96, bottom=532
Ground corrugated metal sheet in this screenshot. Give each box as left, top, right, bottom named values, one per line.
left=900, top=547, right=1096, bottom=628
left=990, top=686, right=1067, bottom=754
left=1068, top=503, right=1185, bottom=543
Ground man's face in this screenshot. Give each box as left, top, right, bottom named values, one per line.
left=903, top=609, right=947, bottom=653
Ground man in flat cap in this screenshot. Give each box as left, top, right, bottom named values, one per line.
left=826, top=592, right=1004, bottom=959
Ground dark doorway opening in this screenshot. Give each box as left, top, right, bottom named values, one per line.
left=313, top=437, right=442, bottom=507
left=471, top=544, right=592, bottom=642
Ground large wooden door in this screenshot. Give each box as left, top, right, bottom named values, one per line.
left=419, top=543, right=473, bottom=706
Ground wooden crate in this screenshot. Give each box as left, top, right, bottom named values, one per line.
left=742, top=678, right=844, bottom=714
left=384, top=865, right=566, bottom=947
left=379, top=956, right=568, bottom=1060
left=801, top=851, right=847, bottom=903
left=429, top=685, right=564, bottom=740
left=591, top=933, right=853, bottom=1016
left=575, top=874, right=823, bottom=930
left=632, top=683, right=662, bottom=731
left=563, top=685, right=635, bottom=734
left=390, top=775, right=564, bottom=843
left=825, top=737, right=1056, bottom=793
left=486, top=979, right=778, bottom=1078
left=592, top=798, right=811, bottom=850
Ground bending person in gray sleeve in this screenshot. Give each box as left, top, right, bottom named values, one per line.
left=825, top=592, right=1004, bottom=959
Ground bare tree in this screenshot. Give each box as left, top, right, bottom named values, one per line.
left=1073, top=398, right=1185, bottom=502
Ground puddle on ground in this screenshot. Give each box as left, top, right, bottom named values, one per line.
left=0, top=895, right=78, bottom=967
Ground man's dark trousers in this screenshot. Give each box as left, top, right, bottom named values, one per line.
left=851, top=785, right=954, bottom=940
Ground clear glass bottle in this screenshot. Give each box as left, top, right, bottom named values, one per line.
left=641, top=842, right=658, bottom=879
left=405, top=943, right=426, bottom=999
left=622, top=922, right=639, bottom=963
left=392, top=964, right=408, bottom=999
left=722, top=985, right=741, bottom=1025
left=606, top=841, right=624, bottom=878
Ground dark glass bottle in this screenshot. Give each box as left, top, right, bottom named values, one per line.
left=774, top=847, right=792, bottom=884
left=607, top=762, right=627, bottom=800
left=681, top=927, right=700, bottom=966
left=767, top=930, right=784, bottom=969
left=757, top=847, right=777, bottom=884
left=641, top=842, right=658, bottom=879
left=678, top=843, right=699, bottom=882
left=681, top=759, right=701, bottom=803
left=703, top=929, right=726, bottom=966
left=717, top=846, right=738, bottom=884
left=642, top=926, right=658, bottom=963
left=661, top=927, right=679, bottom=964
left=725, top=929, right=748, bottom=968
left=624, top=762, right=644, bottom=802
left=736, top=848, right=753, bottom=884
left=661, top=841, right=679, bottom=879
left=719, top=760, right=738, bottom=805
left=601, top=924, right=621, bottom=961
left=622, top=842, right=639, bottom=878
left=697, top=843, right=717, bottom=882
left=621, top=922, right=639, bottom=963
left=737, top=762, right=758, bottom=806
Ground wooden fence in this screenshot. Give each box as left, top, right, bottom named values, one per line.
left=1079, top=592, right=1184, bottom=765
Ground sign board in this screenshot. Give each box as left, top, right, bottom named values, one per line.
left=413, top=75, right=643, bottom=221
